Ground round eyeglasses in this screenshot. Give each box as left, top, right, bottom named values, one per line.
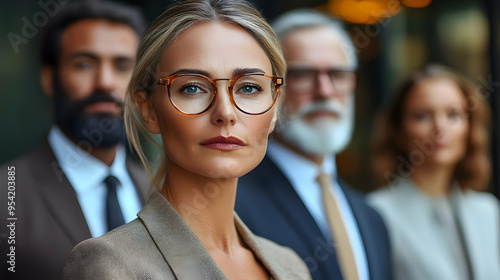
left=157, top=73, right=283, bottom=115
left=286, top=67, right=356, bottom=95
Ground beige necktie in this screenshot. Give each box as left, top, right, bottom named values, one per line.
left=317, top=173, right=360, bottom=280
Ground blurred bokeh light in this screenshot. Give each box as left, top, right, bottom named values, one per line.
left=327, top=0, right=432, bottom=24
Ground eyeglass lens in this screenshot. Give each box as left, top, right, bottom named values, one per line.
left=286, top=68, right=355, bottom=94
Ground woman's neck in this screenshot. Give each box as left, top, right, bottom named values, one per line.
left=161, top=164, right=241, bottom=254
left=411, top=164, right=454, bottom=197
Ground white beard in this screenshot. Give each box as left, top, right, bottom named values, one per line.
left=278, top=97, right=354, bottom=156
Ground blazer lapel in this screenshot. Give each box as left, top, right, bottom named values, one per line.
left=31, top=141, right=92, bottom=244
left=258, top=156, right=342, bottom=278
left=260, top=157, right=326, bottom=246
left=234, top=214, right=282, bottom=278
left=234, top=213, right=310, bottom=280
left=138, top=192, right=227, bottom=280
left=450, top=188, right=478, bottom=280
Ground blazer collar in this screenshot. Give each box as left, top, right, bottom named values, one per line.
left=30, top=141, right=92, bottom=243
left=234, top=212, right=300, bottom=279
left=240, top=156, right=340, bottom=277
left=138, top=191, right=295, bottom=279
left=27, top=139, right=149, bottom=246
left=259, top=157, right=328, bottom=243
left=138, top=192, right=227, bottom=279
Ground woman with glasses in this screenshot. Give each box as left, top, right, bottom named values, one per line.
left=368, top=64, right=500, bottom=280
left=62, top=0, right=311, bottom=279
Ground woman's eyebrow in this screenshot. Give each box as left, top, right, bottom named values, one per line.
left=168, top=68, right=211, bottom=77
left=233, top=68, right=266, bottom=76
left=167, top=67, right=267, bottom=78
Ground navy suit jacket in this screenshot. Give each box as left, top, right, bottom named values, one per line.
left=235, top=155, right=392, bottom=280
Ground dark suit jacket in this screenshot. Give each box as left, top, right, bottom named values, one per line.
left=0, top=141, right=150, bottom=280
left=62, top=191, right=312, bottom=280
left=235, top=155, right=392, bottom=280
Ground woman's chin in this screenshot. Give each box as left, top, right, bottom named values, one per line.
left=425, top=154, right=463, bottom=168
left=196, top=163, right=254, bottom=180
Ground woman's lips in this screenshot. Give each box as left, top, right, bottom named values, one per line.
left=200, top=136, right=246, bottom=151
left=434, top=143, right=448, bottom=149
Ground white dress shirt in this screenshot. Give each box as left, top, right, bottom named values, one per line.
left=48, top=126, right=142, bottom=237
left=267, top=140, right=369, bottom=280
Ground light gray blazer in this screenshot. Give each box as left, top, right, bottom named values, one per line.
left=368, top=179, right=500, bottom=280
left=62, top=191, right=311, bottom=280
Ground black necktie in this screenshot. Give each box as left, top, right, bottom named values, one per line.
left=104, top=175, right=125, bottom=231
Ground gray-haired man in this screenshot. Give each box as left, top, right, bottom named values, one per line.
left=236, top=9, right=392, bottom=280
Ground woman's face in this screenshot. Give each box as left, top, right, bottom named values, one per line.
left=147, top=22, right=276, bottom=179
left=402, top=77, right=469, bottom=168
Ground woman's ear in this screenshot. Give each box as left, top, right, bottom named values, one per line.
left=135, top=91, right=161, bottom=134
left=268, top=109, right=278, bottom=135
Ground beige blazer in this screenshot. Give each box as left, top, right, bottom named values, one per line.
left=62, top=191, right=311, bottom=279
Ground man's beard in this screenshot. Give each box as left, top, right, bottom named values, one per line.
left=278, top=97, right=355, bottom=156
left=53, top=77, right=126, bottom=149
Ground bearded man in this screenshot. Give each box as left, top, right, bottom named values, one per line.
left=235, top=9, right=392, bottom=280
left=0, top=2, right=150, bottom=279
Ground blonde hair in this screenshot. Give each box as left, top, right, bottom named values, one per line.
left=125, top=0, right=286, bottom=190
left=372, top=64, right=491, bottom=191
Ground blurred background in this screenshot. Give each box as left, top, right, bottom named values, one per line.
left=1, top=0, right=499, bottom=197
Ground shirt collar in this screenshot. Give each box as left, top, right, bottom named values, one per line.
left=267, top=140, right=336, bottom=184
left=48, top=125, right=128, bottom=193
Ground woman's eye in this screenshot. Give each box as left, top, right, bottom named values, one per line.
left=412, top=112, right=430, bottom=121
left=184, top=85, right=200, bottom=93
left=237, top=84, right=263, bottom=95
left=447, top=109, right=464, bottom=120
left=179, top=84, right=207, bottom=95
left=241, top=86, right=256, bottom=93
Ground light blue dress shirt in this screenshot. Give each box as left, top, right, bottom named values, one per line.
left=48, top=126, right=142, bottom=237
left=267, top=140, right=369, bottom=280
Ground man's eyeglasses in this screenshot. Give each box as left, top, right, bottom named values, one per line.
left=157, top=73, right=283, bottom=115
left=286, top=66, right=356, bottom=95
